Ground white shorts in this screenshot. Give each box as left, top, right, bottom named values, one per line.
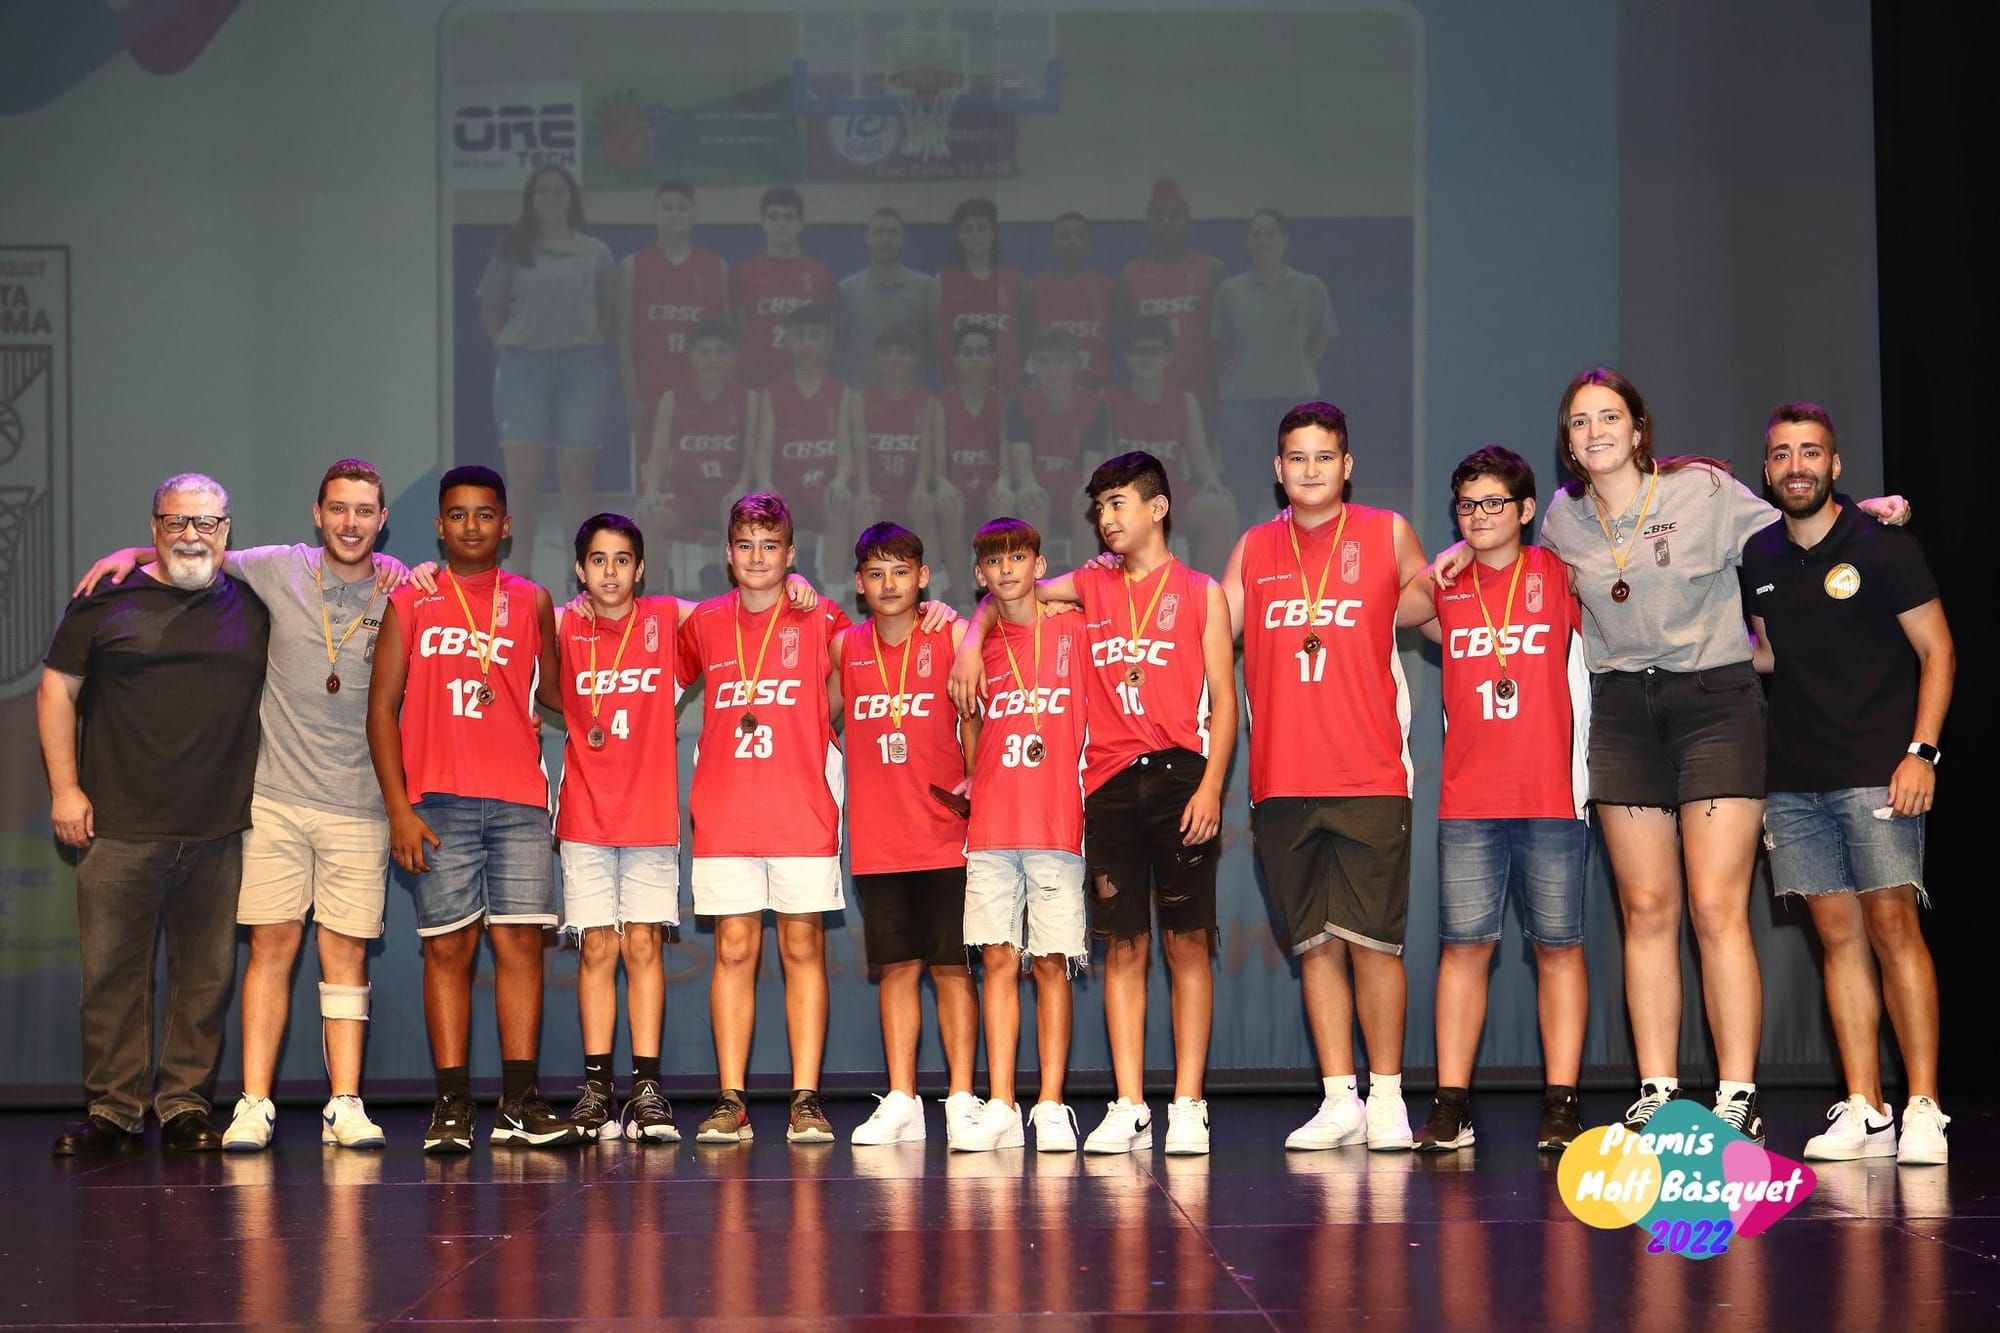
left=237, top=793, right=389, bottom=940
left=691, top=855, right=844, bottom=917
left=963, top=849, right=1087, bottom=961
left=559, top=842, right=681, bottom=933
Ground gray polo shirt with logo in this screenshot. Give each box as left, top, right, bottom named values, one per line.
left=838, top=263, right=936, bottom=385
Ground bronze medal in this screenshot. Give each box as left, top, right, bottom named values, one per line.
left=1302, top=633, right=1323, bottom=656
left=476, top=683, right=496, bottom=707
left=325, top=672, right=341, bottom=695
left=1126, top=665, right=1145, bottom=688
left=1496, top=676, right=1517, bottom=701
left=886, top=730, right=909, bottom=765
left=1025, top=738, right=1045, bottom=763
left=739, top=711, right=759, bottom=736
left=586, top=724, right=606, bottom=750
left=1611, top=579, right=1630, bottom=604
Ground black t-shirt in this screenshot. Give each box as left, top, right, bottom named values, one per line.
left=1739, top=505, right=1938, bottom=791
left=44, top=571, right=271, bottom=840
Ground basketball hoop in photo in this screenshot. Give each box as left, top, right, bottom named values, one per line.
left=884, top=63, right=968, bottom=161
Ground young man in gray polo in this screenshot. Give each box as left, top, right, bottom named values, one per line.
left=838, top=205, right=936, bottom=387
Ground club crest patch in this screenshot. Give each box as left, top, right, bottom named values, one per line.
left=1824, top=564, right=1861, bottom=600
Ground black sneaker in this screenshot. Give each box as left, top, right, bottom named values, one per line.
left=1414, top=1094, right=1475, bottom=1152
left=622, top=1079, right=680, bottom=1144
left=787, top=1089, right=835, bottom=1144
left=1715, top=1089, right=1766, bottom=1145
left=423, top=1093, right=477, bottom=1154
left=490, top=1086, right=586, bottom=1148
left=1622, top=1081, right=1689, bottom=1132
left=569, top=1083, right=617, bottom=1142
left=1538, top=1090, right=1584, bottom=1152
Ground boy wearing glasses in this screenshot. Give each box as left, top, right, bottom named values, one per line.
left=1395, top=446, right=1590, bottom=1153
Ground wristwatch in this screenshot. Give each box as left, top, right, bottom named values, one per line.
left=1907, top=741, right=1941, bottom=766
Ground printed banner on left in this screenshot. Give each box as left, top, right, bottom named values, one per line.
left=446, top=84, right=584, bottom=189
left=0, top=246, right=70, bottom=701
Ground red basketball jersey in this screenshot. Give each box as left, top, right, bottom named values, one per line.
left=940, top=387, right=1004, bottom=507
left=1434, top=547, right=1589, bottom=820
left=1015, top=385, right=1105, bottom=494
left=628, top=245, right=729, bottom=403
left=730, top=252, right=839, bottom=383
left=1122, top=251, right=1221, bottom=397
left=1070, top=559, right=1214, bottom=796
left=938, top=267, right=1024, bottom=395
left=1029, top=268, right=1115, bottom=387
left=765, top=374, right=844, bottom=525
left=859, top=384, right=931, bottom=516
left=555, top=597, right=681, bottom=846
left=1106, top=384, right=1190, bottom=465
left=661, top=382, right=752, bottom=535
left=390, top=568, right=547, bottom=809
left=838, top=622, right=965, bottom=873
left=675, top=594, right=852, bottom=858
left=1241, top=507, right=1411, bottom=801
left=968, top=616, right=1087, bottom=854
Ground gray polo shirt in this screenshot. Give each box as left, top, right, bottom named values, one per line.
left=226, top=544, right=388, bottom=819
left=838, top=263, right=936, bottom=385
left=1212, top=266, right=1338, bottom=400
left=477, top=235, right=617, bottom=350
left=1539, top=466, right=1776, bottom=674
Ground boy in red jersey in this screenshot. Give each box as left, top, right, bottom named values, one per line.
left=366, top=466, right=583, bottom=1152
left=730, top=187, right=838, bottom=385
left=1026, top=212, right=1114, bottom=389
left=1394, top=447, right=1590, bottom=1152
left=831, top=329, right=941, bottom=590
left=1106, top=318, right=1239, bottom=573
left=1118, top=179, right=1225, bottom=407
left=834, top=524, right=982, bottom=1147
left=934, top=326, right=1009, bottom=595
left=618, top=180, right=729, bottom=446
left=1006, top=328, right=1108, bottom=564
left=952, top=517, right=1091, bottom=1153
left=756, top=303, right=850, bottom=583
left=640, top=319, right=755, bottom=589
left=951, top=452, right=1237, bottom=1157
left=1219, top=402, right=1429, bottom=1152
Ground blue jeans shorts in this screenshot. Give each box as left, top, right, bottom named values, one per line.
left=1763, top=788, right=1927, bottom=899
left=412, top=794, right=557, bottom=935
left=1437, top=817, right=1589, bottom=947
left=493, top=345, right=609, bottom=449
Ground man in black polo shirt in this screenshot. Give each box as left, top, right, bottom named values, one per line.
left=1742, top=403, right=1954, bottom=1167
left=38, top=473, right=271, bottom=1155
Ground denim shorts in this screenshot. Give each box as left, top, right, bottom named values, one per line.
left=1437, top=817, right=1589, bottom=947
left=964, top=849, right=1087, bottom=963
left=493, top=345, right=609, bottom=449
left=559, top=841, right=681, bottom=934
left=412, top=794, right=556, bottom=935
left=1763, top=788, right=1928, bottom=899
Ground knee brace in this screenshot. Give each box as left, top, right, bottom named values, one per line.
left=319, top=982, right=371, bottom=1022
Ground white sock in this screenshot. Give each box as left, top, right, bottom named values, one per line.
left=1716, top=1079, right=1756, bottom=1101
left=1323, top=1074, right=1358, bottom=1100
left=1369, top=1072, right=1403, bottom=1100
left=1640, top=1074, right=1679, bottom=1093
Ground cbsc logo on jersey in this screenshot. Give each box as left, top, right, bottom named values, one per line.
left=985, top=687, right=1072, bottom=719
left=715, top=679, right=803, bottom=709
left=574, top=667, right=664, bottom=696
left=1447, top=624, right=1552, bottom=659
left=419, top=626, right=516, bottom=665
left=1264, top=598, right=1366, bottom=630
left=852, top=691, right=938, bottom=721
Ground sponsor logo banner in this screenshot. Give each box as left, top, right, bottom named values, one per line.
left=446, top=84, right=583, bottom=188
left=585, top=76, right=799, bottom=187
left=805, top=112, right=1018, bottom=181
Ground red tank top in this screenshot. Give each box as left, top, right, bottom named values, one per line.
left=1106, top=385, right=1189, bottom=464
left=554, top=597, right=681, bottom=846
left=764, top=374, right=844, bottom=511
left=938, top=267, right=1023, bottom=395
left=628, top=245, right=728, bottom=402
left=1029, top=269, right=1114, bottom=387
left=1122, top=251, right=1221, bottom=396
left=1241, top=507, right=1411, bottom=800
left=1016, top=385, right=1105, bottom=491
left=838, top=622, right=965, bottom=873
left=730, top=252, right=838, bottom=384
left=675, top=594, right=852, bottom=857
left=1070, top=559, right=1214, bottom=796
left=390, top=568, right=547, bottom=809
left=859, top=385, right=931, bottom=514
left=940, top=387, right=1003, bottom=502
left=664, top=383, right=750, bottom=490
left=1434, top=546, right=1589, bottom=820
left=968, top=616, right=1087, bottom=854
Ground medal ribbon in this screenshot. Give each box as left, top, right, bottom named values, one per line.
left=1123, top=557, right=1177, bottom=657
left=1588, top=465, right=1661, bottom=582
left=1286, top=503, right=1351, bottom=638
left=315, top=553, right=376, bottom=678
left=445, top=570, right=501, bottom=687
left=870, top=621, right=914, bottom=731
left=998, top=616, right=1043, bottom=737
left=587, top=607, right=640, bottom=726
left=732, top=595, right=784, bottom=713
left=1471, top=552, right=1527, bottom=683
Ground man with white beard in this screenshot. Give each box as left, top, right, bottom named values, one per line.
left=39, top=473, right=271, bottom=1155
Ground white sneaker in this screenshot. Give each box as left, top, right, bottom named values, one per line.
left=1365, top=1093, right=1414, bottom=1151
left=1083, top=1099, right=1153, bottom=1155
left=1802, top=1095, right=1896, bottom=1161
left=942, top=1091, right=984, bottom=1150
left=1897, top=1095, right=1951, bottom=1165
left=1029, top=1100, right=1079, bottom=1153
left=953, top=1098, right=1025, bottom=1152
left=850, top=1090, right=927, bottom=1146
left=1164, top=1097, right=1210, bottom=1156
left=1286, top=1094, right=1368, bottom=1151
left=222, top=1095, right=275, bottom=1152
left=320, top=1094, right=386, bottom=1149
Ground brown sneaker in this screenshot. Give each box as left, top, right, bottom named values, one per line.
left=786, top=1089, right=835, bottom=1144
left=695, top=1090, right=753, bottom=1144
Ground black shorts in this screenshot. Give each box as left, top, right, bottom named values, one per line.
left=853, top=866, right=968, bottom=971
left=1251, top=795, right=1411, bottom=956
left=1588, top=663, right=1767, bottom=810
left=1082, top=748, right=1220, bottom=943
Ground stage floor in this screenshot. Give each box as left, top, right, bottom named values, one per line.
left=4, top=1089, right=1994, bottom=1328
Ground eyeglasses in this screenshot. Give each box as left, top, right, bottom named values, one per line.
left=155, top=513, right=228, bottom=534
left=1453, top=497, right=1521, bottom=516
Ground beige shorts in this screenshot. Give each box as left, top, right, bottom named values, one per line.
left=237, top=793, right=390, bottom=939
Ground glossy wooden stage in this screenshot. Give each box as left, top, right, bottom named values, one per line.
left=5, top=1090, right=1993, bottom=1327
